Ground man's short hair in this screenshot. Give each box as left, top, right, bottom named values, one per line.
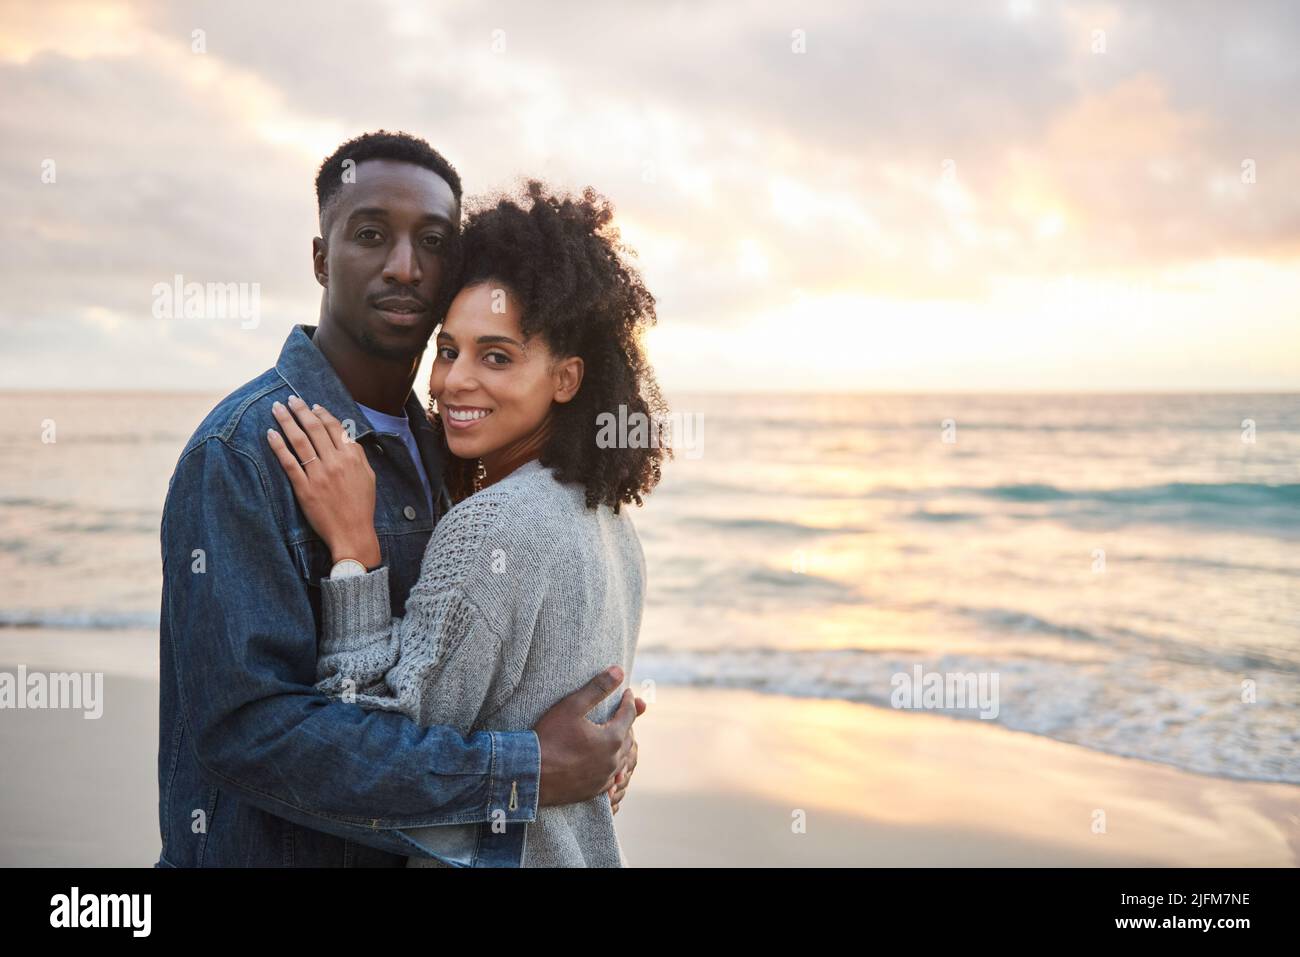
left=315, top=130, right=463, bottom=232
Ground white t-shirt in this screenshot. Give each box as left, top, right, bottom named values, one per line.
left=355, top=401, right=435, bottom=515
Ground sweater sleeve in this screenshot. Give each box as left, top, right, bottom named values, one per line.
left=314, top=488, right=527, bottom=733
left=313, top=564, right=400, bottom=703
left=316, top=565, right=507, bottom=732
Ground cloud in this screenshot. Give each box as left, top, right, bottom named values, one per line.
left=1, top=0, right=1298, bottom=391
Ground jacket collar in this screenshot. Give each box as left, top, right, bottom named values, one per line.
left=273, top=324, right=379, bottom=440
left=272, top=324, right=448, bottom=497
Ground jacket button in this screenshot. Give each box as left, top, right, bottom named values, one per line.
left=374, top=443, right=385, bottom=456
left=403, top=505, right=417, bottom=520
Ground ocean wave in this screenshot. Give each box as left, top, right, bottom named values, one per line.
left=687, top=515, right=871, bottom=536
left=45, top=519, right=159, bottom=536
left=651, top=564, right=863, bottom=608
left=694, top=415, right=1300, bottom=435
left=0, top=609, right=159, bottom=631
left=920, top=481, right=1300, bottom=532
left=950, top=605, right=1103, bottom=643
left=656, top=480, right=1300, bottom=520
left=1127, top=553, right=1300, bottom=577
left=0, top=432, right=193, bottom=446
left=907, top=509, right=975, bottom=522
left=0, top=497, right=161, bottom=519
left=930, top=602, right=1297, bottom=672
left=974, top=481, right=1300, bottom=508
left=630, top=645, right=1300, bottom=784
left=0, top=497, right=72, bottom=512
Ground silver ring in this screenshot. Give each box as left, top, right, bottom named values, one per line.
left=300, top=455, right=318, bottom=466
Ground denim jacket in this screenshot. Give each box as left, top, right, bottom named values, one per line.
left=155, top=323, right=540, bottom=867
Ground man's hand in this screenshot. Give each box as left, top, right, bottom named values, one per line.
left=608, top=697, right=645, bottom=814
left=534, top=666, right=639, bottom=807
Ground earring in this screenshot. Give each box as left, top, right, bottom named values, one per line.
left=472, top=458, right=487, bottom=494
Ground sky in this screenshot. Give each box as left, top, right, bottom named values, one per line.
left=2, top=0, right=1298, bottom=393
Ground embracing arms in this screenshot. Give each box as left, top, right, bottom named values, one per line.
left=160, top=435, right=539, bottom=859
left=266, top=395, right=642, bottom=810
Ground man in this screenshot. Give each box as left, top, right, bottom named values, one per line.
left=156, top=130, right=642, bottom=867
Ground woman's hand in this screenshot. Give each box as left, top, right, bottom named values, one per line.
left=266, top=395, right=381, bottom=569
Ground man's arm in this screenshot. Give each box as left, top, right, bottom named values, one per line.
left=161, top=436, right=538, bottom=858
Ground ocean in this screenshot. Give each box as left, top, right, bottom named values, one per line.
left=2, top=390, right=1297, bottom=784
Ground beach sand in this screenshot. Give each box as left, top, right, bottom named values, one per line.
left=1, top=631, right=1296, bottom=867
left=615, top=685, right=1300, bottom=866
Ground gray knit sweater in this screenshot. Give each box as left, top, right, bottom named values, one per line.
left=314, top=458, right=644, bottom=867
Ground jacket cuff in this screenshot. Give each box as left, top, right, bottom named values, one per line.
left=319, top=564, right=392, bottom=652
left=489, top=730, right=541, bottom=823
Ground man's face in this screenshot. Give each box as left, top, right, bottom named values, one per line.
left=314, top=158, right=459, bottom=359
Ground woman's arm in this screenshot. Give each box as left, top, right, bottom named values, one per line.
left=314, top=562, right=503, bottom=732
left=267, top=397, right=535, bottom=732
left=311, top=566, right=404, bottom=704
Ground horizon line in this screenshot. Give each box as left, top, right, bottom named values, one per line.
left=1, top=388, right=1296, bottom=398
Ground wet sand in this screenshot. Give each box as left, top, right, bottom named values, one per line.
left=1, top=631, right=1296, bottom=866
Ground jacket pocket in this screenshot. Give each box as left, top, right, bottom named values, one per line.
left=289, top=536, right=334, bottom=588
left=196, top=784, right=219, bottom=866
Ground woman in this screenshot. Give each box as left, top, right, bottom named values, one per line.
left=265, top=180, right=667, bottom=867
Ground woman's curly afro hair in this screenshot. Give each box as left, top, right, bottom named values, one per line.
left=433, top=179, right=669, bottom=511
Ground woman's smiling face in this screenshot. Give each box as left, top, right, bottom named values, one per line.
left=429, top=281, right=582, bottom=464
